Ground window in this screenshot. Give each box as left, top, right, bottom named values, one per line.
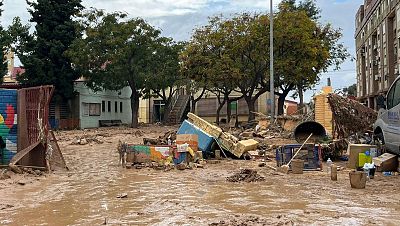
left=120, top=102, right=123, bottom=113
left=115, top=101, right=118, bottom=113
left=89, top=103, right=101, bottom=116
left=83, top=103, right=89, bottom=116
left=108, top=101, right=111, bottom=112
left=387, top=80, right=397, bottom=109
left=83, top=103, right=101, bottom=116
left=102, top=101, right=105, bottom=112
left=392, top=80, right=400, bottom=108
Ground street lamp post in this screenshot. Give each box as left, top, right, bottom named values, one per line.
left=269, top=0, right=275, bottom=122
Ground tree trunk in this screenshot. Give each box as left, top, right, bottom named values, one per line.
left=190, top=96, right=196, bottom=113
left=298, top=87, right=304, bottom=114
left=244, top=97, right=256, bottom=122
left=277, top=88, right=292, bottom=116
left=190, top=87, right=207, bottom=114
left=277, top=94, right=285, bottom=116
left=227, top=99, right=232, bottom=123
left=216, top=98, right=226, bottom=125
left=130, top=91, right=140, bottom=128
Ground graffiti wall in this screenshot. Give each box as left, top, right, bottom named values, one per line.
left=128, top=145, right=171, bottom=163
left=0, top=89, right=18, bottom=164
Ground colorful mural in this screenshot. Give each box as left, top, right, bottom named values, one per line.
left=129, top=145, right=171, bottom=163
left=0, top=90, right=18, bottom=165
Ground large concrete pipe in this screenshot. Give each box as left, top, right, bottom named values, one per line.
left=294, top=121, right=327, bottom=143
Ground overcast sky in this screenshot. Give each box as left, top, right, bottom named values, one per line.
left=1, top=0, right=363, bottom=102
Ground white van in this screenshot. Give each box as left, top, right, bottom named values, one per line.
left=374, top=76, right=400, bottom=154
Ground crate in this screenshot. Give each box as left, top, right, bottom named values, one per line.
left=276, top=144, right=321, bottom=170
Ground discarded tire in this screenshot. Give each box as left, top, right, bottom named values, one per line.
left=349, top=171, right=366, bottom=189
left=294, top=121, right=326, bottom=143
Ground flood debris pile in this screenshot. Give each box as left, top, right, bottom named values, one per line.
left=241, top=113, right=299, bottom=140
left=209, top=215, right=293, bottom=226
left=70, top=134, right=104, bottom=145
left=226, top=169, right=265, bottom=182
left=327, top=94, right=377, bottom=138
left=143, top=130, right=176, bottom=145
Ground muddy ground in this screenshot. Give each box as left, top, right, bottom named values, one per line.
left=0, top=126, right=400, bottom=226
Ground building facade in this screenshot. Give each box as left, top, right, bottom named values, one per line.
left=73, top=81, right=134, bottom=129
left=355, top=0, right=400, bottom=109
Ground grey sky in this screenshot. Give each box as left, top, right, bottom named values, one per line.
left=1, top=0, right=363, bottom=101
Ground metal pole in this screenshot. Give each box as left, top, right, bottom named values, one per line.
left=269, top=0, right=275, bottom=122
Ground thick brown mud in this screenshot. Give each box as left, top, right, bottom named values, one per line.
left=0, top=126, right=400, bottom=225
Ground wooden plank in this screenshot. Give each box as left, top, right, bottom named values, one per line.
left=9, top=140, right=41, bottom=166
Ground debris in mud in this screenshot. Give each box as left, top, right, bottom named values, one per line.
left=134, top=130, right=144, bottom=137
left=327, top=93, right=377, bottom=138
left=0, top=204, right=14, bottom=210
left=196, top=163, right=204, bottom=168
left=209, top=215, right=294, bottom=226
left=70, top=135, right=104, bottom=145
left=226, top=169, right=265, bottom=182
left=176, top=163, right=186, bottom=170
left=116, top=193, right=128, bottom=199
left=0, top=169, right=11, bottom=180
left=207, top=160, right=221, bottom=164
left=143, top=130, right=177, bottom=145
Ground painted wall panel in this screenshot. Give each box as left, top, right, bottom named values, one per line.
left=0, top=89, right=18, bottom=164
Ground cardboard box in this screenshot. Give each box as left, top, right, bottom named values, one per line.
left=373, top=153, right=398, bottom=172
left=347, top=144, right=377, bottom=169
left=176, top=134, right=199, bottom=152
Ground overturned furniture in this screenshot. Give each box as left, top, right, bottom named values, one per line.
left=177, top=113, right=259, bottom=158
left=8, top=86, right=67, bottom=172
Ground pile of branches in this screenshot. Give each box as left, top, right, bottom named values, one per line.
left=327, top=94, right=377, bottom=139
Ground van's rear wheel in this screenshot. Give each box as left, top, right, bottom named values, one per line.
left=375, top=133, right=385, bottom=144
left=374, top=132, right=385, bottom=153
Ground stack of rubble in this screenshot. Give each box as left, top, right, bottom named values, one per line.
left=70, top=135, right=104, bottom=145
left=143, top=130, right=177, bottom=145
left=327, top=94, right=377, bottom=139
left=226, top=169, right=265, bottom=182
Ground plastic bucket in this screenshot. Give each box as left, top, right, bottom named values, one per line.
left=369, top=168, right=376, bottom=179
left=349, top=171, right=367, bottom=189
left=291, top=159, right=304, bottom=174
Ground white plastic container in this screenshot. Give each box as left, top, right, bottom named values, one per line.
left=327, top=158, right=332, bottom=174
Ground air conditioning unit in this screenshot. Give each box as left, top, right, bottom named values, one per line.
left=361, top=48, right=366, bottom=54
left=374, top=74, right=381, bottom=81
left=373, top=60, right=378, bottom=66
left=395, top=67, right=398, bottom=74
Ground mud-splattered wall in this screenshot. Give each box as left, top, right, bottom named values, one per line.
left=0, top=89, right=18, bottom=164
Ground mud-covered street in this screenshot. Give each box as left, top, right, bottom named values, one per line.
left=1, top=126, right=400, bottom=226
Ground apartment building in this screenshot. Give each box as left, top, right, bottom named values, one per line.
left=355, top=0, right=400, bottom=109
